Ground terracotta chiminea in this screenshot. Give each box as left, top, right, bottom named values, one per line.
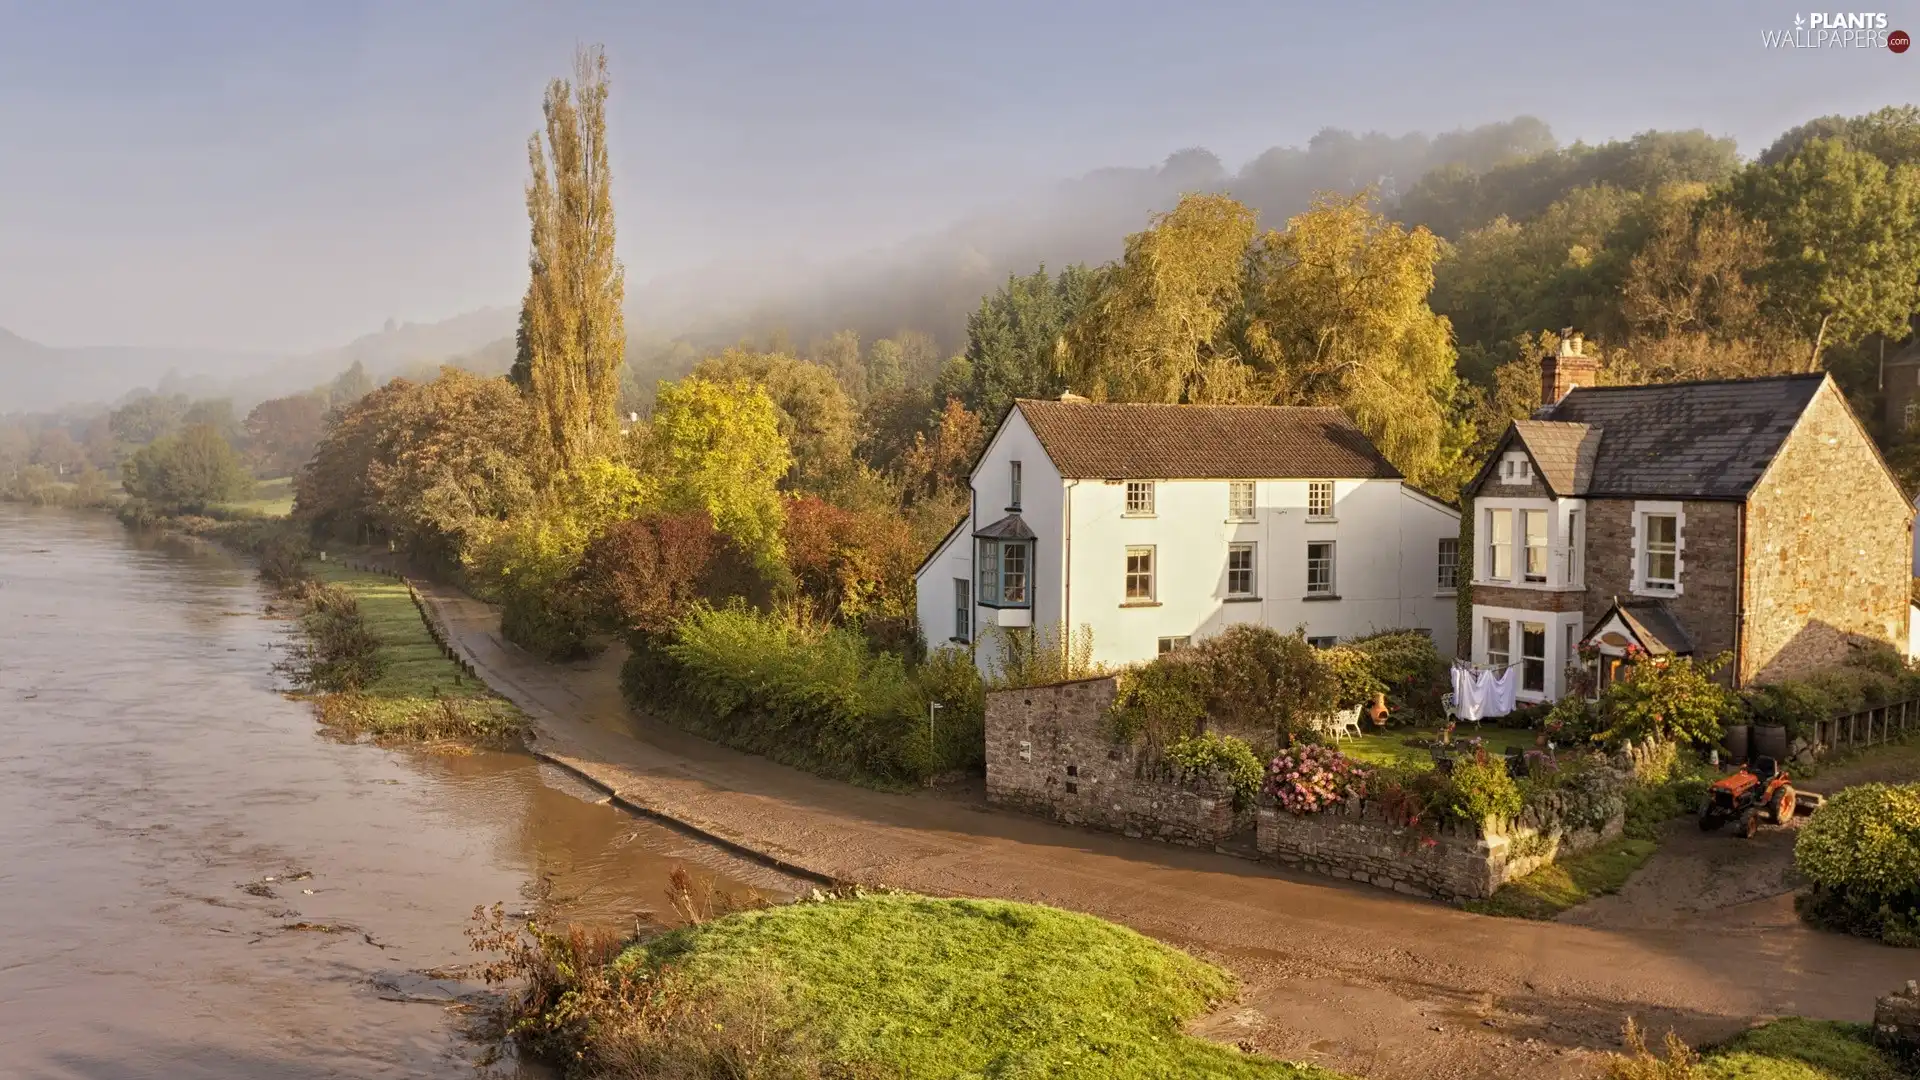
left=1367, top=692, right=1389, bottom=728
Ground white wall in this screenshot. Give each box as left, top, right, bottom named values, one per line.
left=1063, top=477, right=1457, bottom=669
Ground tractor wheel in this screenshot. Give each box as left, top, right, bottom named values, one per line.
left=1772, top=785, right=1797, bottom=826
left=1699, top=808, right=1725, bottom=831
left=1740, top=809, right=1761, bottom=839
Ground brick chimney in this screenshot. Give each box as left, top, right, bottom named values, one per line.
left=1541, top=328, right=1597, bottom=407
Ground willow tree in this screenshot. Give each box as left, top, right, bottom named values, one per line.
left=1058, top=193, right=1257, bottom=403
left=521, top=45, right=626, bottom=473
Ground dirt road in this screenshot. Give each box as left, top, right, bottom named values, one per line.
left=417, top=582, right=1917, bottom=1080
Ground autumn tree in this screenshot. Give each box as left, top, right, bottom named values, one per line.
left=122, top=423, right=253, bottom=512
left=243, top=392, right=330, bottom=477
left=1060, top=194, right=1257, bottom=402
left=642, top=376, right=793, bottom=563
left=690, top=348, right=855, bottom=490
left=109, top=394, right=188, bottom=446
left=783, top=494, right=922, bottom=652
left=1728, top=137, right=1920, bottom=369
left=329, top=361, right=374, bottom=408
left=521, top=45, right=626, bottom=472
left=579, top=511, right=769, bottom=638
left=809, top=329, right=867, bottom=405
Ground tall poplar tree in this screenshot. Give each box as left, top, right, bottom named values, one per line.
left=521, top=45, right=626, bottom=473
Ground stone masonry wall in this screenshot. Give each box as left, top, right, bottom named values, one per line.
left=1744, top=380, right=1914, bottom=684
left=1256, top=776, right=1625, bottom=902
left=1582, top=498, right=1740, bottom=669
left=984, top=677, right=1250, bottom=848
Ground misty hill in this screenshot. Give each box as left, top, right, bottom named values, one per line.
left=2, top=307, right=516, bottom=414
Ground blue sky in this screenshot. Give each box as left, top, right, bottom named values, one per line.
left=0, top=0, right=1913, bottom=351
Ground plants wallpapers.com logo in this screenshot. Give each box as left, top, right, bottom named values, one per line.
left=1760, top=11, right=1909, bottom=49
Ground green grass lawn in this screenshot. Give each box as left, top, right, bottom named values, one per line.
left=216, top=476, right=295, bottom=519
left=1463, top=837, right=1658, bottom=920
left=1341, top=725, right=1538, bottom=769
left=304, top=561, right=523, bottom=743
left=1695, top=1018, right=1903, bottom=1079
left=626, top=894, right=1348, bottom=1079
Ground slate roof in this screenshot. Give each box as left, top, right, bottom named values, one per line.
left=1512, top=374, right=1827, bottom=500
left=974, top=513, right=1035, bottom=540
left=1590, top=598, right=1695, bottom=656
left=1013, top=400, right=1401, bottom=481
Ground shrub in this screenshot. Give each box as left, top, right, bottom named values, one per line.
left=1319, top=645, right=1384, bottom=708
left=256, top=531, right=312, bottom=590
left=1441, top=751, right=1524, bottom=825
left=1595, top=654, right=1734, bottom=749
left=1109, top=651, right=1211, bottom=747
left=1339, top=629, right=1447, bottom=721
left=1262, top=744, right=1372, bottom=814
left=782, top=495, right=922, bottom=656
left=980, top=622, right=1099, bottom=689
left=1743, top=679, right=1836, bottom=739
left=1794, top=782, right=1920, bottom=945
left=1164, top=733, right=1263, bottom=810
left=280, top=583, right=384, bottom=692
left=916, top=645, right=986, bottom=775
left=661, top=603, right=936, bottom=787
left=1199, top=626, right=1339, bottom=742
left=579, top=509, right=774, bottom=638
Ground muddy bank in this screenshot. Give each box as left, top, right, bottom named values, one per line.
left=0, top=506, right=798, bottom=1079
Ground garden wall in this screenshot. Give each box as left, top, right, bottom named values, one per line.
left=1255, top=778, right=1626, bottom=902
left=984, top=677, right=1251, bottom=848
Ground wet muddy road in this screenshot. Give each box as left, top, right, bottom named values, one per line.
left=0, top=507, right=791, bottom=1079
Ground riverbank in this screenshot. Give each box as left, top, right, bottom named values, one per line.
left=405, top=576, right=1920, bottom=1080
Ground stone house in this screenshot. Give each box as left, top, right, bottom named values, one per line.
left=914, top=395, right=1461, bottom=672
left=1463, top=336, right=1914, bottom=702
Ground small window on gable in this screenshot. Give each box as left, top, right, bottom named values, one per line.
left=1125, top=481, right=1155, bottom=516
left=1307, top=481, right=1334, bottom=518
left=1009, top=460, right=1022, bottom=509
left=1499, top=452, right=1533, bottom=485
left=1228, top=481, right=1255, bottom=521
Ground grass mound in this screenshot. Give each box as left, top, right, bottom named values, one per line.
left=1466, top=837, right=1658, bottom=919
left=302, top=563, right=523, bottom=745
left=1608, top=1017, right=1904, bottom=1080
left=502, top=892, right=1345, bottom=1079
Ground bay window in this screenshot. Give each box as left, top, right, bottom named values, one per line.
left=977, top=539, right=1032, bottom=607
left=1523, top=510, right=1548, bottom=583
left=1486, top=508, right=1513, bottom=581
left=1521, top=622, right=1546, bottom=693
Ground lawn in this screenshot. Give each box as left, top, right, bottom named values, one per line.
left=1340, top=725, right=1538, bottom=770
left=216, top=475, right=296, bottom=518
left=302, top=561, right=523, bottom=743
left=1464, top=837, right=1658, bottom=920
left=624, top=894, right=1349, bottom=1079
left=1689, top=1018, right=1903, bottom=1079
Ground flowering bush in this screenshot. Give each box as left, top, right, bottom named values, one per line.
left=1594, top=653, right=1734, bottom=749
left=1441, top=751, right=1524, bottom=825
left=1262, top=745, right=1372, bottom=814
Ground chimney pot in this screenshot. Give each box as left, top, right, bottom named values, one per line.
left=1541, top=329, right=1597, bottom=408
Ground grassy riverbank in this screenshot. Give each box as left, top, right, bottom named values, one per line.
left=485, top=891, right=1346, bottom=1079
left=297, top=562, right=525, bottom=745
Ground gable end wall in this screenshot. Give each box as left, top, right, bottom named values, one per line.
left=1742, top=381, right=1914, bottom=683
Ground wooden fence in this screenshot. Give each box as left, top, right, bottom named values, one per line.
left=332, top=556, right=480, bottom=682
left=1811, top=698, right=1919, bottom=756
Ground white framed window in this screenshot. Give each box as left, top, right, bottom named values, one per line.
left=1523, top=509, right=1548, bottom=583
left=1306, top=541, right=1335, bottom=596
left=1436, top=538, right=1459, bottom=591
left=1228, top=481, right=1255, bottom=521
left=1566, top=509, right=1583, bottom=586
left=1486, top=507, right=1513, bottom=581
left=953, top=579, right=970, bottom=642
left=1499, top=452, right=1533, bottom=485
left=1001, top=543, right=1028, bottom=604
left=1009, top=460, right=1022, bottom=509
left=977, top=540, right=998, bottom=604
left=1486, top=618, right=1511, bottom=669
left=1227, top=542, right=1256, bottom=597
left=1564, top=623, right=1579, bottom=676
left=1307, top=481, right=1335, bottom=518
left=1521, top=622, right=1547, bottom=693
left=1307, top=635, right=1338, bottom=649
left=1158, top=636, right=1190, bottom=655
left=1125, top=546, right=1155, bottom=601
left=1632, top=502, right=1683, bottom=595
left=1125, top=481, right=1155, bottom=516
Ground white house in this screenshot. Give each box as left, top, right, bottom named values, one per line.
left=913, top=395, right=1462, bottom=673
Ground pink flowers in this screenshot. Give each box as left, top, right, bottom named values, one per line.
left=1263, top=744, right=1372, bottom=814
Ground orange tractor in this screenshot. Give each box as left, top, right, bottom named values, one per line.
left=1699, top=756, right=1797, bottom=838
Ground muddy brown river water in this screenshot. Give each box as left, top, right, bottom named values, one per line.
left=0, top=506, right=787, bottom=1079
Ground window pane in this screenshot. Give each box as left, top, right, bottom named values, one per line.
left=977, top=541, right=998, bottom=604
left=1309, top=481, right=1333, bottom=517
left=954, top=579, right=970, bottom=642
left=1306, top=541, right=1334, bottom=594
left=1524, top=510, right=1548, bottom=581
left=1486, top=618, right=1511, bottom=667
left=1229, top=481, right=1254, bottom=520
left=1228, top=542, right=1256, bottom=596
left=1126, top=482, right=1155, bottom=515
left=1307, top=635, right=1337, bottom=649
left=1437, top=538, right=1458, bottom=589
left=1158, top=636, right=1190, bottom=655
left=1010, top=461, right=1022, bottom=509
left=1488, top=509, right=1513, bottom=580
left=1125, top=546, right=1154, bottom=600
left=1643, top=514, right=1678, bottom=588
left=1521, top=622, right=1546, bottom=693
left=1001, top=543, right=1028, bottom=604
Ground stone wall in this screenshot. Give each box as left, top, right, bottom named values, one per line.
left=1255, top=772, right=1626, bottom=902
left=1582, top=498, right=1741, bottom=668
left=984, top=677, right=1250, bottom=848
left=1744, top=380, right=1914, bottom=684
left=1874, top=980, right=1920, bottom=1058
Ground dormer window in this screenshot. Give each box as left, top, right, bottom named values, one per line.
left=1499, top=452, right=1533, bottom=485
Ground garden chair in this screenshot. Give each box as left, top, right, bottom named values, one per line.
left=1334, top=704, right=1363, bottom=741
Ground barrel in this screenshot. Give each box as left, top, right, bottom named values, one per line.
left=1752, top=723, right=1788, bottom=763
left=1723, top=723, right=1751, bottom=765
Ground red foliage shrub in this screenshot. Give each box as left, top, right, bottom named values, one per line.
left=580, top=511, right=770, bottom=637
left=784, top=496, right=920, bottom=652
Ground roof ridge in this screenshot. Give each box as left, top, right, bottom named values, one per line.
left=1560, top=372, right=1825, bottom=395
left=1016, top=399, right=1345, bottom=411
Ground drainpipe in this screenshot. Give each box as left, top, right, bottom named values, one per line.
left=1734, top=503, right=1748, bottom=688
left=1063, top=480, right=1079, bottom=636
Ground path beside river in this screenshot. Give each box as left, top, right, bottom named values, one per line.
left=414, top=575, right=1920, bottom=1080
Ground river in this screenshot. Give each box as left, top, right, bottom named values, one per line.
left=0, top=506, right=786, bottom=1079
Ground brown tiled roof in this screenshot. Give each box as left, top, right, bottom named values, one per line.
left=1013, top=399, right=1401, bottom=480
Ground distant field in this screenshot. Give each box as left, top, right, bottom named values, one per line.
left=218, top=476, right=295, bottom=518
